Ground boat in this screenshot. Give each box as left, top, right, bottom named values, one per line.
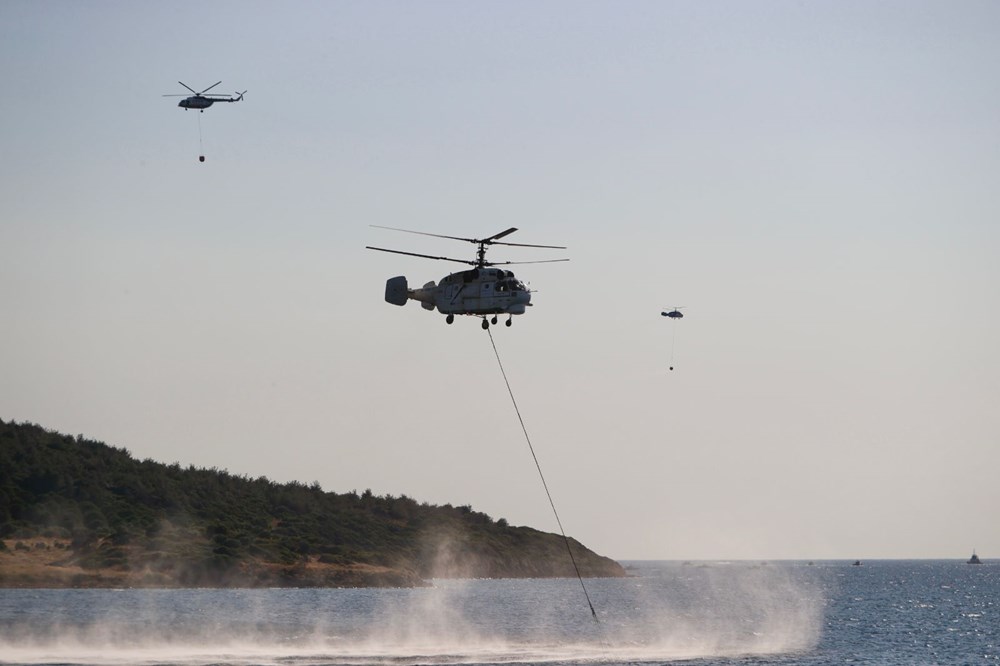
left=968, top=550, right=982, bottom=564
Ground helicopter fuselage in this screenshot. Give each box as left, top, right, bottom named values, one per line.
left=179, top=96, right=215, bottom=110
left=386, top=267, right=531, bottom=319
left=178, top=95, right=241, bottom=110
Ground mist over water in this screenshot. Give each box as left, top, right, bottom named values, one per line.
left=0, top=561, right=828, bottom=666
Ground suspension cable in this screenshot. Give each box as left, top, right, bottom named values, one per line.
left=486, top=326, right=599, bottom=621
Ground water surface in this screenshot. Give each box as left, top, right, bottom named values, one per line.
left=0, top=560, right=995, bottom=665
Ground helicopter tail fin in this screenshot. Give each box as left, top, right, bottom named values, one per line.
left=419, top=281, right=437, bottom=310
left=385, top=276, right=408, bottom=306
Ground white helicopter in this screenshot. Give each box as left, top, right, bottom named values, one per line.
left=163, top=81, right=245, bottom=111
left=366, top=225, right=568, bottom=329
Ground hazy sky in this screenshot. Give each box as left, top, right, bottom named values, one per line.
left=2, top=1, right=998, bottom=561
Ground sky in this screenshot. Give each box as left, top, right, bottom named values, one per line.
left=1, top=0, right=998, bottom=561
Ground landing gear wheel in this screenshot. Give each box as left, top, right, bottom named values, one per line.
left=445, top=314, right=454, bottom=324
left=481, top=318, right=489, bottom=330
left=491, top=316, right=498, bottom=325
left=505, top=317, right=512, bottom=327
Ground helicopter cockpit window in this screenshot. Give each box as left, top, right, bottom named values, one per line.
left=496, top=278, right=523, bottom=292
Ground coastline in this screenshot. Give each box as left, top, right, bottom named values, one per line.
left=1, top=537, right=625, bottom=589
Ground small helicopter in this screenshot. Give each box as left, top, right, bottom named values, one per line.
left=661, top=307, right=685, bottom=370
left=163, top=81, right=245, bottom=111
left=366, top=225, right=568, bottom=329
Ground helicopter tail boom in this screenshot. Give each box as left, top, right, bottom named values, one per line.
left=384, top=276, right=437, bottom=310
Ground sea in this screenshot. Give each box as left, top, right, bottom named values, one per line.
left=0, top=560, right=994, bottom=666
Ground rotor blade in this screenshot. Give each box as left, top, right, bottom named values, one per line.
left=366, top=246, right=475, bottom=265
left=371, top=224, right=557, bottom=248
left=483, top=227, right=518, bottom=243
left=162, top=94, right=191, bottom=97
left=370, top=225, right=478, bottom=244
left=178, top=81, right=197, bottom=94
left=199, top=81, right=223, bottom=95
left=490, top=240, right=567, bottom=250
left=485, top=258, right=570, bottom=266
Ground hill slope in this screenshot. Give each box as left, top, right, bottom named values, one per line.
left=0, top=420, right=624, bottom=587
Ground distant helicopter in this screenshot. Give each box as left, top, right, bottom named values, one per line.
left=662, top=307, right=685, bottom=371
left=163, top=81, right=245, bottom=111
left=366, top=226, right=568, bottom=329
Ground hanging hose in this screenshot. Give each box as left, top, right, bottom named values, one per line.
left=486, top=327, right=600, bottom=622
left=669, top=320, right=677, bottom=371
left=197, top=113, right=205, bottom=162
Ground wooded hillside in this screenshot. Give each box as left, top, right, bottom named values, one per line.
left=0, top=420, right=624, bottom=587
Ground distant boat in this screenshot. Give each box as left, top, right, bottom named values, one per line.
left=968, top=551, right=982, bottom=564
left=852, top=560, right=862, bottom=566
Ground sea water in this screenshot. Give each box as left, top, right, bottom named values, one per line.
left=0, top=560, right=995, bottom=665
